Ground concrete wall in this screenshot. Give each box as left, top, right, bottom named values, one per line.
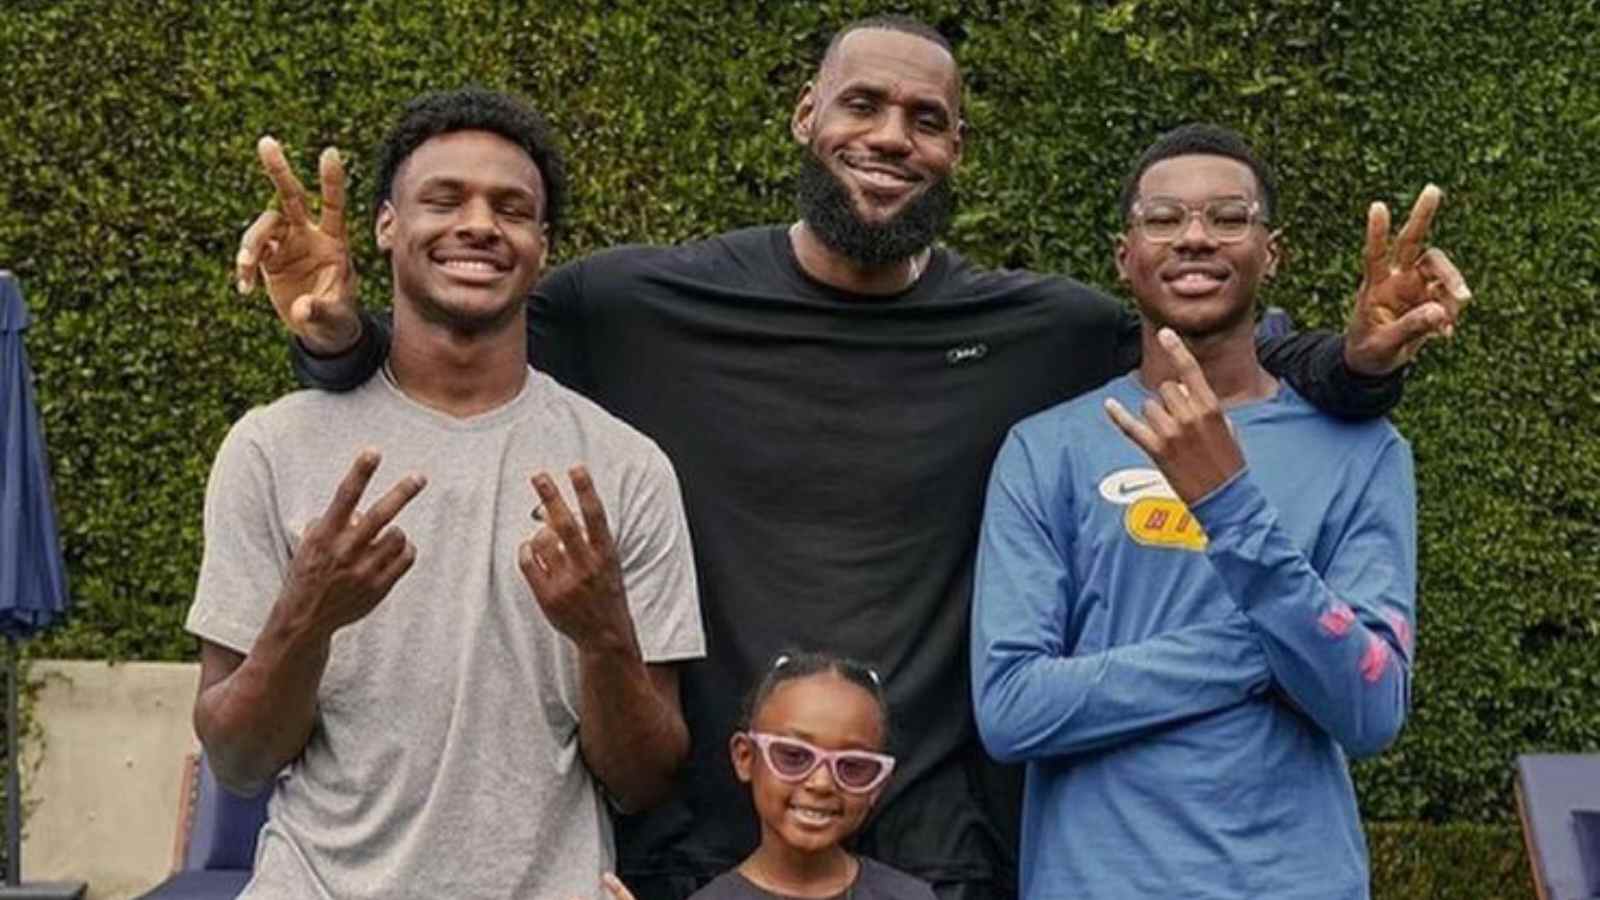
left=20, top=660, right=199, bottom=900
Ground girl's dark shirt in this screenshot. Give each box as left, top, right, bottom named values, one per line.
left=688, top=857, right=937, bottom=900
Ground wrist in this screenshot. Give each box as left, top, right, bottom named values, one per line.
left=575, top=624, right=644, bottom=665
left=268, top=585, right=340, bottom=651
left=300, top=316, right=362, bottom=358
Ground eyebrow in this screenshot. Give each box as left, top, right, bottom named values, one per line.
left=776, top=728, right=881, bottom=750
left=838, top=81, right=954, bottom=119
left=1137, top=192, right=1255, bottom=204
left=413, top=175, right=541, bottom=201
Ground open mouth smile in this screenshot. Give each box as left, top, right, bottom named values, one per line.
left=788, top=803, right=843, bottom=827
left=840, top=152, right=920, bottom=194
left=1162, top=261, right=1230, bottom=296
left=432, top=252, right=511, bottom=283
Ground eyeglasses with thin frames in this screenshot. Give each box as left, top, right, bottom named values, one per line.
left=1129, top=196, right=1266, bottom=244
left=742, top=731, right=896, bottom=794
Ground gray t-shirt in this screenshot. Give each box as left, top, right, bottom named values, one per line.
left=187, top=368, right=705, bottom=900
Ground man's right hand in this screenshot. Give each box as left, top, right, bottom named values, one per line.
left=236, top=136, right=363, bottom=355
left=281, top=450, right=426, bottom=638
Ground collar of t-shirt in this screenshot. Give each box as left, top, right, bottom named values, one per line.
left=771, top=223, right=948, bottom=304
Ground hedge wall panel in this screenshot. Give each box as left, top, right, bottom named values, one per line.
left=1, top=0, right=1595, bottom=830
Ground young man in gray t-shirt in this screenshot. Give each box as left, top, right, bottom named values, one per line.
left=188, top=89, right=705, bottom=900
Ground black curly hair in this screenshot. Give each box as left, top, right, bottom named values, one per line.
left=1119, top=122, right=1277, bottom=223
left=373, top=87, right=567, bottom=244
left=738, top=650, right=893, bottom=750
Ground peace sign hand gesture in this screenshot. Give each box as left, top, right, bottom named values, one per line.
left=284, top=450, right=427, bottom=638
left=1343, top=184, right=1472, bottom=375
left=518, top=468, right=640, bottom=656
left=235, top=136, right=362, bottom=355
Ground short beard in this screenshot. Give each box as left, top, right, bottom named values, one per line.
left=796, top=151, right=955, bottom=268
left=393, top=262, right=526, bottom=339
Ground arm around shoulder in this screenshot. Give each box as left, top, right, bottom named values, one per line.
left=290, top=310, right=393, bottom=391
left=1256, top=328, right=1403, bottom=421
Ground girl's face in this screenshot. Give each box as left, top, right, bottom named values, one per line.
left=731, top=672, right=890, bottom=855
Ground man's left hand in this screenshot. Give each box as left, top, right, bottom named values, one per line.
left=519, top=467, right=637, bottom=655
left=1344, top=184, right=1473, bottom=375
left=1105, top=328, right=1246, bottom=505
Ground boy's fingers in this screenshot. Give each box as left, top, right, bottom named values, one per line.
left=568, top=466, right=615, bottom=554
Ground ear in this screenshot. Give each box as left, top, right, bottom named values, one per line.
left=1264, top=227, right=1285, bottom=279
left=535, top=222, right=550, bottom=273
left=730, top=733, right=755, bottom=785
left=375, top=200, right=396, bottom=253
left=1113, top=231, right=1133, bottom=282
left=791, top=82, right=818, bottom=145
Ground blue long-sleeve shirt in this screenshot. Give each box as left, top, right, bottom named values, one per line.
left=972, top=374, right=1416, bottom=900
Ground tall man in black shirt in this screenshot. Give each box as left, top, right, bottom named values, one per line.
left=234, top=16, right=1469, bottom=900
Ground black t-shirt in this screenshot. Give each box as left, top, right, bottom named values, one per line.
left=687, top=857, right=937, bottom=900
left=293, top=224, right=1397, bottom=898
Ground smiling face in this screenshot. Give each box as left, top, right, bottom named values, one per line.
left=790, top=28, right=962, bottom=265
left=1115, top=154, right=1280, bottom=341
left=376, top=129, right=548, bottom=335
left=732, top=671, right=889, bottom=856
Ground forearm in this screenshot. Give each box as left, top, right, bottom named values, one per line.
left=1192, top=472, right=1413, bottom=757
left=576, top=642, right=688, bottom=813
left=974, top=616, right=1272, bottom=763
left=1257, top=330, right=1402, bottom=420
left=194, top=599, right=332, bottom=794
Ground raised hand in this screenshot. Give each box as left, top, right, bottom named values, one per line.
left=1343, top=184, right=1472, bottom=374
left=518, top=467, right=639, bottom=654
left=1105, top=328, right=1245, bottom=504
left=236, top=136, right=362, bottom=354
left=283, top=450, right=426, bottom=637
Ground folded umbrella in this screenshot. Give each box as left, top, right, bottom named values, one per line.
left=0, top=271, right=84, bottom=898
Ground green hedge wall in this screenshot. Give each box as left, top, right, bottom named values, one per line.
left=2, top=0, right=1596, bottom=837
left=1367, top=823, right=1534, bottom=900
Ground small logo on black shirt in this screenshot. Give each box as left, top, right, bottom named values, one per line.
left=946, top=342, right=988, bottom=365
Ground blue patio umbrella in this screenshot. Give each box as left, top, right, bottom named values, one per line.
left=0, top=272, right=84, bottom=899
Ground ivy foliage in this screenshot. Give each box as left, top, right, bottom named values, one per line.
left=1, top=0, right=1595, bottom=835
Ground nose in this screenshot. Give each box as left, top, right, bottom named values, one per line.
left=802, top=759, right=838, bottom=792
left=454, top=196, right=500, bottom=242
left=1173, top=209, right=1216, bottom=250
left=864, top=108, right=914, bottom=157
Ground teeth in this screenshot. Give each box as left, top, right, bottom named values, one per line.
left=846, top=162, right=912, bottom=188
left=1171, top=273, right=1223, bottom=294
left=440, top=259, right=498, bottom=272
left=791, top=807, right=838, bottom=825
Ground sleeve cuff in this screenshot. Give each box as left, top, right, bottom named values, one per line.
left=1189, top=467, right=1269, bottom=544
left=289, top=311, right=389, bottom=391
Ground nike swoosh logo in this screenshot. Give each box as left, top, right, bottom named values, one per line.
left=1118, top=480, right=1160, bottom=496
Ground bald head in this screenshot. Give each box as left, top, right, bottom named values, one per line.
left=816, top=15, right=962, bottom=100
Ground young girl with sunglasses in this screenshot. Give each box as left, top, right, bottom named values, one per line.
left=687, top=652, right=936, bottom=900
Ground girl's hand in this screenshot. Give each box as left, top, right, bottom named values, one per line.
left=567, top=872, right=636, bottom=900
